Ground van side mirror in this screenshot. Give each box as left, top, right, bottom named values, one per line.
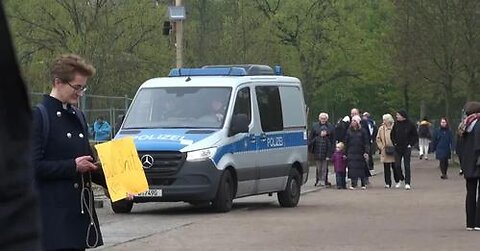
left=229, top=114, right=249, bottom=136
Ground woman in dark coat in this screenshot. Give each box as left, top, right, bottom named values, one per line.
left=33, top=54, right=106, bottom=250
left=345, top=115, right=370, bottom=189
left=457, top=101, right=480, bottom=231
left=432, top=117, right=453, bottom=179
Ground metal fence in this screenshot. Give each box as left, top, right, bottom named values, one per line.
left=31, top=92, right=132, bottom=140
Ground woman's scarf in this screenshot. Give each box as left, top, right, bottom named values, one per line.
left=458, top=113, right=480, bottom=135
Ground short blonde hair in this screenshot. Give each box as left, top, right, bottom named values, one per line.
left=382, top=113, right=394, bottom=124
left=336, top=142, right=344, bottom=150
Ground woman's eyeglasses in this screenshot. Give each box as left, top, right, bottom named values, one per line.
left=63, top=79, right=88, bottom=92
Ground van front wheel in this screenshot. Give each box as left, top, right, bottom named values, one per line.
left=212, top=170, right=234, bottom=213
left=111, top=199, right=133, bottom=214
left=277, top=169, right=301, bottom=207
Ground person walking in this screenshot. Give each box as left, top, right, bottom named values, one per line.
left=418, top=117, right=432, bottom=160
left=345, top=115, right=370, bottom=190
left=432, top=117, right=453, bottom=179
left=391, top=110, right=418, bottom=190
left=457, top=101, right=480, bottom=231
left=376, top=113, right=398, bottom=188
left=32, top=54, right=106, bottom=250
left=332, top=142, right=348, bottom=189
left=308, top=112, right=335, bottom=187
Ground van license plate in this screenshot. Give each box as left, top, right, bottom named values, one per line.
left=137, top=189, right=162, bottom=197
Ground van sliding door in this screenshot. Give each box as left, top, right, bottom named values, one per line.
left=255, top=85, right=290, bottom=193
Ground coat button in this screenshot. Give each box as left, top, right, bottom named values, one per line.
left=67, top=133, right=72, bottom=138
left=79, top=133, right=84, bottom=138
left=56, top=111, right=62, bottom=117
left=72, top=111, right=76, bottom=115
left=74, top=183, right=79, bottom=189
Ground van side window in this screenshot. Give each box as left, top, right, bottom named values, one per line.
left=256, top=86, right=283, bottom=132
left=232, top=87, right=251, bottom=122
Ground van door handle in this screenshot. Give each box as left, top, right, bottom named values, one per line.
left=249, top=134, right=256, bottom=143
left=260, top=133, right=267, bottom=142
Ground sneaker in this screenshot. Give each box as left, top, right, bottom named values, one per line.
left=405, top=184, right=411, bottom=190
left=384, top=184, right=391, bottom=188
left=459, top=170, right=464, bottom=175
left=466, top=227, right=474, bottom=231
left=395, top=182, right=402, bottom=188
left=419, top=154, right=423, bottom=160
left=475, top=227, right=480, bottom=231
left=361, top=186, right=367, bottom=190
left=349, top=186, right=355, bottom=190
left=425, top=156, right=428, bottom=160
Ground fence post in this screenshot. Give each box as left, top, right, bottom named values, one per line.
left=124, top=95, right=129, bottom=111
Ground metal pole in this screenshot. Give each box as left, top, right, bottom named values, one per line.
left=175, top=0, right=183, bottom=68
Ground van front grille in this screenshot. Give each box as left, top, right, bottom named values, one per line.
left=138, top=151, right=185, bottom=179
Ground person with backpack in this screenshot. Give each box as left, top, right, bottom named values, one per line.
left=418, top=117, right=432, bottom=160
left=32, top=54, right=107, bottom=250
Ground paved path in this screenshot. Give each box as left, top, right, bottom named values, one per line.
left=96, top=154, right=480, bottom=250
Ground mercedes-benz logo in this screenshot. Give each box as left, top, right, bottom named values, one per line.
left=141, top=154, right=154, bottom=169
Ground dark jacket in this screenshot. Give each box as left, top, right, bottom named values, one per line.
left=458, top=121, right=480, bottom=179
left=335, top=120, right=349, bottom=143
left=345, top=127, right=370, bottom=178
left=33, top=95, right=105, bottom=250
left=391, top=119, right=418, bottom=151
left=0, top=4, right=41, bottom=250
left=308, top=122, right=335, bottom=160
left=418, top=120, right=432, bottom=139
left=432, top=127, right=453, bottom=160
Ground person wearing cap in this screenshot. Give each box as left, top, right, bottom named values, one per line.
left=390, top=110, right=418, bottom=190
left=457, top=101, right=480, bottom=231
left=345, top=115, right=370, bottom=189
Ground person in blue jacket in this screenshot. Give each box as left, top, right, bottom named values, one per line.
left=93, top=116, right=111, bottom=142
left=432, top=117, right=453, bottom=179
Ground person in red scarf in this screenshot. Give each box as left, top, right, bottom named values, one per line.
left=457, top=101, right=480, bottom=231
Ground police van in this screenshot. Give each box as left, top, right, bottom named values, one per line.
left=113, top=65, right=308, bottom=213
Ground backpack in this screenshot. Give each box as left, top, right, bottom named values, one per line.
left=36, top=103, right=88, bottom=155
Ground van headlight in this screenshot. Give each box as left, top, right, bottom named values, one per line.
left=186, top=147, right=217, bottom=162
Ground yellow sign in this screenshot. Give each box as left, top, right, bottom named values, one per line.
left=95, top=137, right=148, bottom=202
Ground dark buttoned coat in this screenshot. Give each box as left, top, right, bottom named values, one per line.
left=33, top=95, right=105, bottom=250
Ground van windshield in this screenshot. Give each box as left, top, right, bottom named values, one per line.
left=123, top=87, right=231, bottom=129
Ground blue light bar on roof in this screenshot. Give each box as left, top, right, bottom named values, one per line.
left=168, top=67, right=247, bottom=77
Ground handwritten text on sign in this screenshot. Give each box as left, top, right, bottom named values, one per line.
left=95, top=137, right=148, bottom=202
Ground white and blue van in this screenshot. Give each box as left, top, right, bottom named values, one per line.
left=112, top=65, right=308, bottom=213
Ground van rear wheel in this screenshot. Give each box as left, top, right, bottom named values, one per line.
left=278, top=169, right=301, bottom=207
left=111, top=199, right=133, bottom=214
left=211, top=170, right=234, bottom=213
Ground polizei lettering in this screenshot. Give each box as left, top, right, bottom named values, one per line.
left=134, top=134, right=186, bottom=141
left=267, top=136, right=284, bottom=148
